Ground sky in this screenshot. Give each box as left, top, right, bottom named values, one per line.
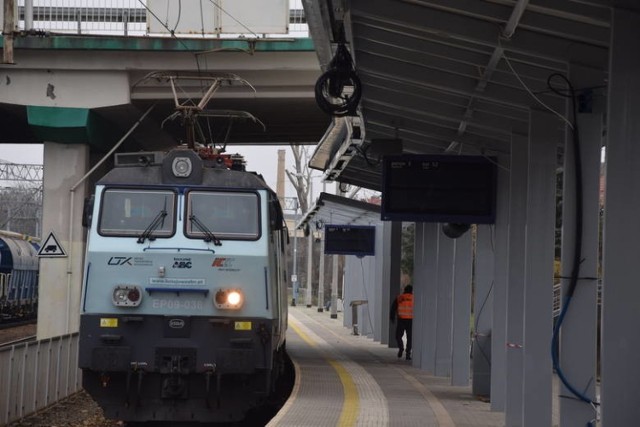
left=0, top=143, right=329, bottom=207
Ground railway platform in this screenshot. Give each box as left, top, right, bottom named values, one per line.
left=269, top=306, right=503, bottom=427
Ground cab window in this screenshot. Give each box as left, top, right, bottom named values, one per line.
left=186, top=191, right=260, bottom=240
left=98, top=189, right=176, bottom=237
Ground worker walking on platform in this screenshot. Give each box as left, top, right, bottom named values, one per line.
left=390, top=285, right=414, bottom=360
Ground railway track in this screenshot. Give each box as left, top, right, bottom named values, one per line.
left=0, top=318, right=37, bottom=331
left=0, top=321, right=37, bottom=346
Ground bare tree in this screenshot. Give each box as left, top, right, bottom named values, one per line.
left=285, top=144, right=312, bottom=214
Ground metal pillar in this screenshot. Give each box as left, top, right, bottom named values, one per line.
left=491, top=153, right=510, bottom=412
left=291, top=203, right=299, bottom=306
left=422, top=222, right=439, bottom=373
left=330, top=252, right=339, bottom=319
left=305, top=228, right=313, bottom=307
left=381, top=221, right=401, bottom=342
left=318, top=233, right=326, bottom=312
left=504, top=135, right=528, bottom=426
left=601, top=7, right=640, bottom=426
left=411, top=222, right=426, bottom=363
left=521, top=111, right=557, bottom=426
left=377, top=224, right=391, bottom=345
left=473, top=225, right=494, bottom=397
left=559, top=109, right=601, bottom=426
left=451, top=231, right=472, bottom=386
left=435, top=229, right=454, bottom=377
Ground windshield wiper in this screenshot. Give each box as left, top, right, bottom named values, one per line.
left=137, top=209, right=168, bottom=244
left=189, top=214, right=222, bottom=246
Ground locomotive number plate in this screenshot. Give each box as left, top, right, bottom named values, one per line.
left=234, top=321, right=252, bottom=331
left=100, top=318, right=118, bottom=328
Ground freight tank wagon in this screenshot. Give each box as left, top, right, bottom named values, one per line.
left=78, top=147, right=289, bottom=423
left=0, top=235, right=39, bottom=320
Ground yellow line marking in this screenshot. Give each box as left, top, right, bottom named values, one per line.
left=288, top=317, right=359, bottom=427
left=328, top=359, right=360, bottom=427
left=289, top=318, right=317, bottom=348
left=394, top=367, right=456, bottom=427
left=295, top=309, right=457, bottom=427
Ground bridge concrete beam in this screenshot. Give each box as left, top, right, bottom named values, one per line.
left=1, top=70, right=129, bottom=109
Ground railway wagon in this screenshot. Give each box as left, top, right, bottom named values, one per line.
left=0, top=234, right=39, bottom=320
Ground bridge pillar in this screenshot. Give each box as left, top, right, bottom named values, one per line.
left=37, top=142, right=89, bottom=340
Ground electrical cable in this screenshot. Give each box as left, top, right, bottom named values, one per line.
left=315, top=41, right=362, bottom=116
left=547, top=73, right=598, bottom=409
left=172, top=0, right=182, bottom=33
left=473, top=279, right=494, bottom=367
left=498, top=35, right=573, bottom=130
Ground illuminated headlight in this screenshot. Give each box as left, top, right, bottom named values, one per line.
left=214, top=288, right=244, bottom=309
left=172, top=157, right=192, bottom=177
left=112, top=285, right=143, bottom=307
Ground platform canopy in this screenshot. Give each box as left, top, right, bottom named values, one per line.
left=297, top=192, right=380, bottom=230
left=304, top=0, right=610, bottom=190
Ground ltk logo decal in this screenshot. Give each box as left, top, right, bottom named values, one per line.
left=108, top=256, right=132, bottom=266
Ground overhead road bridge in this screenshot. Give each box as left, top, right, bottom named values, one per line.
left=0, top=1, right=328, bottom=346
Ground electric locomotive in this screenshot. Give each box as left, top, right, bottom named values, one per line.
left=78, top=147, right=289, bottom=423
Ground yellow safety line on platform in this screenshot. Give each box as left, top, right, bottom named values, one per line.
left=296, top=309, right=457, bottom=427
left=394, top=367, right=455, bottom=427
left=289, top=318, right=360, bottom=427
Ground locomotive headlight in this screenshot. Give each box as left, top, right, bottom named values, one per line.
left=112, top=285, right=143, bottom=307
left=172, top=157, right=192, bottom=177
left=214, top=288, right=244, bottom=309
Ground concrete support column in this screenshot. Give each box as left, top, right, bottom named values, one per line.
left=559, top=78, right=602, bottom=424
left=601, top=7, right=640, bottom=426
left=451, top=231, right=472, bottom=386
left=37, top=142, right=89, bottom=340
left=473, top=225, right=495, bottom=397
left=521, top=111, right=558, bottom=426
left=504, top=135, right=528, bottom=425
left=491, top=153, right=510, bottom=412
left=435, top=229, right=454, bottom=377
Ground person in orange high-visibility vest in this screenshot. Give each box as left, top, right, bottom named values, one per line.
left=390, top=285, right=413, bottom=360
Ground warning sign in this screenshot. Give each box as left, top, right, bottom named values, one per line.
left=37, top=232, right=67, bottom=258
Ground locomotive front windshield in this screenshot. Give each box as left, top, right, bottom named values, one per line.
left=99, top=189, right=176, bottom=237
left=186, top=191, right=260, bottom=240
